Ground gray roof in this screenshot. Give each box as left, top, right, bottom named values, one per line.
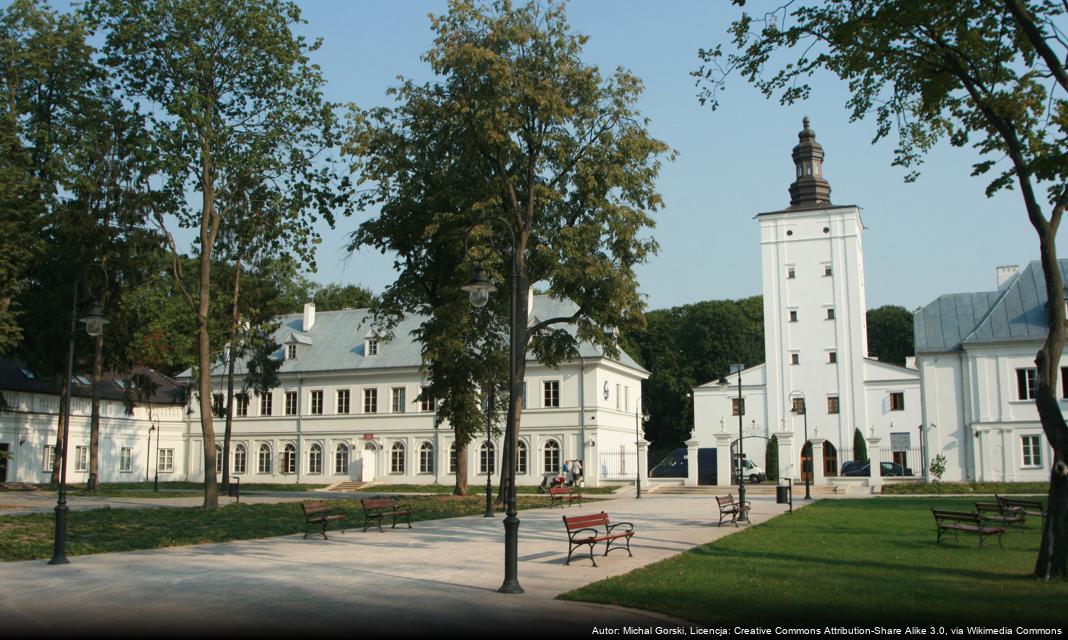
left=914, top=260, right=1068, bottom=353
left=186, top=295, right=647, bottom=377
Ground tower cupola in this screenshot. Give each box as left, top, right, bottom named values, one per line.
left=788, top=117, right=832, bottom=208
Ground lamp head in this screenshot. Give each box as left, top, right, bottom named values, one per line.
left=462, top=265, right=496, bottom=308
left=80, top=301, right=109, bottom=337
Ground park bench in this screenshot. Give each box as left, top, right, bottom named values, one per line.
left=995, top=495, right=1047, bottom=524
left=931, top=508, right=1005, bottom=548
left=716, top=494, right=751, bottom=527
left=550, top=485, right=583, bottom=508
left=361, top=497, right=413, bottom=533
left=975, top=501, right=1026, bottom=527
left=301, top=500, right=346, bottom=540
left=562, top=511, right=635, bottom=566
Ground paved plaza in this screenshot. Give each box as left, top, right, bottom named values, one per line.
left=0, top=490, right=796, bottom=636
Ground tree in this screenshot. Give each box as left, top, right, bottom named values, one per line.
left=348, top=0, right=672, bottom=499
left=853, top=427, right=868, bottom=464
left=766, top=434, right=779, bottom=482
left=93, top=0, right=348, bottom=507
left=867, top=305, right=914, bottom=367
left=698, top=0, right=1068, bottom=579
left=310, top=283, right=375, bottom=311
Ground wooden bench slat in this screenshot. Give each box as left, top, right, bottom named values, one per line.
left=361, top=497, right=413, bottom=533
left=931, top=509, right=1004, bottom=548
left=301, top=501, right=346, bottom=540
left=562, top=511, right=634, bottom=566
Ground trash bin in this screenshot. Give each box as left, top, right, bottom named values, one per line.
left=88, top=473, right=98, bottom=491
left=776, top=485, right=790, bottom=504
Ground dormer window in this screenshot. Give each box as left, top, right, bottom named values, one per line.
left=366, top=338, right=379, bottom=356
left=287, top=344, right=297, bottom=360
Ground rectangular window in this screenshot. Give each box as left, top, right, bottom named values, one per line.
left=1022, top=435, right=1042, bottom=467
left=260, top=392, right=273, bottom=416
left=364, top=388, right=378, bottom=413
left=75, top=445, right=88, bottom=472
left=824, top=264, right=833, bottom=276
left=615, top=384, right=621, bottom=410
left=310, top=390, right=323, bottom=415
left=827, top=396, right=840, bottom=414
left=158, top=448, right=174, bottom=473
left=1062, top=367, right=1068, bottom=399
left=624, top=386, right=630, bottom=412
left=337, top=389, right=350, bottom=414
left=731, top=397, right=745, bottom=416
left=420, top=387, right=436, bottom=412
left=1017, top=367, right=1037, bottom=400
left=791, top=353, right=800, bottom=365
left=236, top=393, right=249, bottom=417
left=449, top=444, right=457, bottom=474
left=826, top=308, right=835, bottom=320
left=792, top=398, right=806, bottom=415
left=43, top=445, right=56, bottom=471
left=788, top=309, right=798, bottom=322
left=212, top=393, right=225, bottom=417
left=366, top=338, right=378, bottom=356
left=285, top=391, right=297, bottom=416
left=543, top=380, right=560, bottom=408
left=120, top=447, right=133, bottom=473
left=787, top=267, right=796, bottom=279
left=889, top=391, right=905, bottom=411
left=828, top=351, right=837, bottom=364
left=392, top=387, right=406, bottom=413
left=287, top=344, right=297, bottom=360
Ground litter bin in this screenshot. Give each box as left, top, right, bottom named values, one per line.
left=776, top=479, right=793, bottom=513
left=88, top=473, right=98, bottom=491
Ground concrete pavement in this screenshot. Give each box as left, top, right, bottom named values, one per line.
left=0, top=491, right=798, bottom=636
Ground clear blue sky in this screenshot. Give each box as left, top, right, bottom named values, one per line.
left=54, top=0, right=1062, bottom=312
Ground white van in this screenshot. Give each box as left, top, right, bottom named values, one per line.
left=732, top=458, right=767, bottom=483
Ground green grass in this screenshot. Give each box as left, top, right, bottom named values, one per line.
left=882, top=481, right=1049, bottom=495
left=368, top=483, right=620, bottom=495
left=0, top=494, right=568, bottom=562
left=562, top=498, right=1066, bottom=626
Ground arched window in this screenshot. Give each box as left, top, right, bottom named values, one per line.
left=543, top=440, right=560, bottom=473
left=516, top=440, right=528, bottom=475
left=390, top=442, right=405, bottom=474
left=419, top=442, right=434, bottom=474
left=215, top=444, right=223, bottom=474
left=335, top=443, right=349, bottom=475
left=283, top=444, right=296, bottom=474
left=309, top=443, right=323, bottom=474
left=480, top=441, right=495, bottom=475
left=449, top=442, right=457, bottom=474
left=233, top=444, right=247, bottom=475
left=258, top=444, right=272, bottom=474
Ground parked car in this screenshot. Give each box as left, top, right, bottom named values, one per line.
left=731, top=458, right=767, bottom=484
left=840, top=461, right=913, bottom=477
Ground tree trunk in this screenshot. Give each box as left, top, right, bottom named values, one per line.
left=87, top=334, right=102, bottom=491
left=50, top=382, right=67, bottom=486
left=197, top=106, right=219, bottom=509
left=222, top=259, right=242, bottom=492
left=454, top=445, right=468, bottom=496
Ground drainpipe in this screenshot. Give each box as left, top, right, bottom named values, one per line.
left=578, top=357, right=587, bottom=464
left=296, top=376, right=303, bottom=484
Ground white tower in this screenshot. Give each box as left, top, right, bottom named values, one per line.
left=759, top=118, right=870, bottom=453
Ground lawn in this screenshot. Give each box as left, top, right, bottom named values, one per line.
left=561, top=497, right=1067, bottom=626
left=0, top=494, right=565, bottom=561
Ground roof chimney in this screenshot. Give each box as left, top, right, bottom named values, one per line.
left=303, top=302, right=316, bottom=331
left=996, top=265, right=1019, bottom=288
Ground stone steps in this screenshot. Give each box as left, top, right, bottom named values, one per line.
left=0, top=482, right=40, bottom=491
left=328, top=481, right=371, bottom=493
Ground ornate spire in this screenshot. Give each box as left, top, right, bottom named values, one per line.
left=788, top=117, right=832, bottom=208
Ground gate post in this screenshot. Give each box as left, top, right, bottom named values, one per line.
left=809, top=438, right=826, bottom=485
left=774, top=431, right=794, bottom=482
left=867, top=435, right=883, bottom=492
left=714, top=432, right=733, bottom=486
left=685, top=438, right=700, bottom=487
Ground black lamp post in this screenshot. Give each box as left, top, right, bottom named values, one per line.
left=50, top=265, right=108, bottom=566
left=153, top=422, right=160, bottom=493
left=789, top=389, right=812, bottom=500
left=634, top=395, right=644, bottom=499
left=146, top=426, right=154, bottom=483
left=462, top=219, right=523, bottom=594
left=730, top=363, right=749, bottom=523
left=483, top=388, right=495, bottom=518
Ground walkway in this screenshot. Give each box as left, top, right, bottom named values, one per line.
left=0, top=491, right=797, bottom=635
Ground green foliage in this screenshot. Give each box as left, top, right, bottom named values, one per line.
left=627, top=297, right=764, bottom=448
left=929, top=454, right=948, bottom=483
left=853, top=427, right=868, bottom=463
left=564, top=498, right=1065, bottom=624
left=309, top=283, right=375, bottom=311
left=765, top=434, right=779, bottom=482
left=867, top=305, right=914, bottom=367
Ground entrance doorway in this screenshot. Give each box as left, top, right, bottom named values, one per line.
left=360, top=443, right=377, bottom=482
left=801, top=442, right=813, bottom=482
left=800, top=441, right=840, bottom=479
left=0, top=443, right=8, bottom=482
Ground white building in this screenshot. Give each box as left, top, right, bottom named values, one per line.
left=914, top=261, right=1063, bottom=482
left=0, top=362, right=186, bottom=485
left=177, top=295, right=648, bottom=488
left=692, top=119, right=922, bottom=487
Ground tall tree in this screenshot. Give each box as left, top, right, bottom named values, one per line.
left=698, top=0, right=1068, bottom=578
left=867, top=305, right=915, bottom=367
left=92, top=0, right=347, bottom=507
left=348, top=0, right=672, bottom=499
left=309, top=283, right=375, bottom=312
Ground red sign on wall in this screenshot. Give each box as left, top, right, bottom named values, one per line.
left=362, top=433, right=374, bottom=440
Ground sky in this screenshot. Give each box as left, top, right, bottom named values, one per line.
left=70, top=0, right=1068, bottom=313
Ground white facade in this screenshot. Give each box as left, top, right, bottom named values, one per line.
left=914, top=262, right=1063, bottom=482
left=692, top=120, right=921, bottom=485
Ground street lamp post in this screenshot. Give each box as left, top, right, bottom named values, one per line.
left=146, top=426, right=155, bottom=483
left=634, top=396, right=644, bottom=499
left=462, top=218, right=523, bottom=594
left=153, top=422, right=160, bottom=493
left=730, top=364, right=749, bottom=523
left=789, top=389, right=812, bottom=500
left=50, top=265, right=108, bottom=566
left=483, top=388, right=495, bottom=518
